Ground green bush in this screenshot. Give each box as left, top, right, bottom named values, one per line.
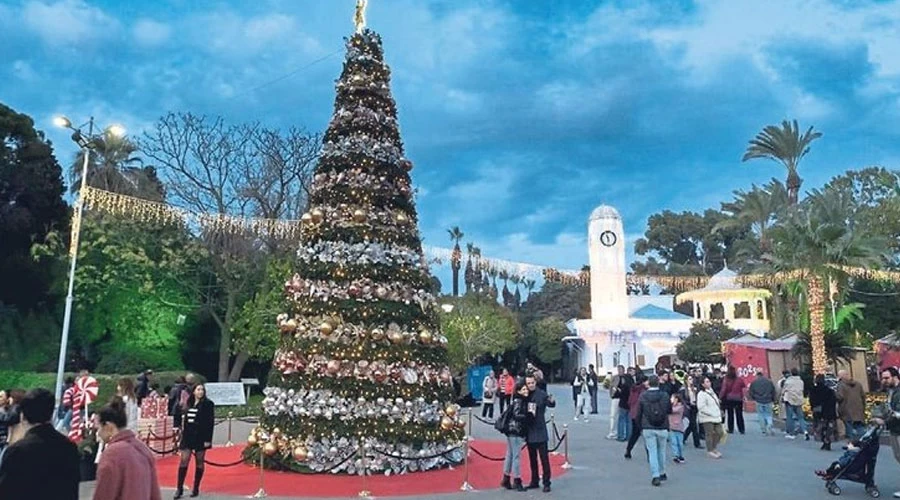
left=0, top=370, right=204, bottom=408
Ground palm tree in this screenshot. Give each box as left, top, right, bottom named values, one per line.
left=447, top=226, right=464, bottom=296
left=742, top=120, right=822, bottom=205
left=524, top=279, right=536, bottom=300
left=768, top=187, right=889, bottom=373
left=717, top=179, right=789, bottom=253
left=71, top=130, right=164, bottom=201
left=510, top=275, right=522, bottom=309
left=464, top=242, right=475, bottom=294
left=790, top=330, right=855, bottom=367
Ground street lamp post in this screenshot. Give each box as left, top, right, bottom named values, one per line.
left=52, top=116, right=123, bottom=420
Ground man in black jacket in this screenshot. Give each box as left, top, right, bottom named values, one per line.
left=0, top=388, right=79, bottom=500
left=525, top=375, right=556, bottom=492
left=636, top=375, right=672, bottom=487
left=587, top=364, right=599, bottom=414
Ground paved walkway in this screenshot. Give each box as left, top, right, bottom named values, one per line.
left=80, top=384, right=900, bottom=499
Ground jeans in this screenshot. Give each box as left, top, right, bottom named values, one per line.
left=756, top=403, right=774, bottom=434
left=608, top=402, right=619, bottom=436
left=617, top=409, right=631, bottom=441
left=482, top=401, right=494, bottom=419
left=526, top=441, right=551, bottom=487
left=590, top=389, right=598, bottom=413
left=844, top=420, right=866, bottom=441
left=499, top=394, right=508, bottom=413
left=785, top=403, right=807, bottom=435
left=575, top=394, right=587, bottom=418
left=643, top=429, right=668, bottom=479
left=669, top=430, right=684, bottom=459
left=504, top=435, right=524, bottom=478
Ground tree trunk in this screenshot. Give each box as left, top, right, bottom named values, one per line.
left=228, top=351, right=250, bottom=382
left=216, top=294, right=237, bottom=381
left=808, top=275, right=827, bottom=374
left=451, top=265, right=460, bottom=297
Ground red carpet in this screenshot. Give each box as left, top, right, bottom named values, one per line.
left=156, top=440, right=568, bottom=497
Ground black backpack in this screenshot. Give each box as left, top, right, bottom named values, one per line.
left=646, top=394, right=668, bottom=427
left=494, top=405, right=513, bottom=434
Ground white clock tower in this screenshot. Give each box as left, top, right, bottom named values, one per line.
left=588, top=205, right=628, bottom=320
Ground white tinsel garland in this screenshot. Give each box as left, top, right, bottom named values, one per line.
left=262, top=387, right=444, bottom=425
left=298, top=240, right=424, bottom=267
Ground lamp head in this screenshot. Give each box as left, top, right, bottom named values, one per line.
left=440, top=304, right=454, bottom=313
left=53, top=116, right=72, bottom=129
left=106, top=124, right=126, bottom=138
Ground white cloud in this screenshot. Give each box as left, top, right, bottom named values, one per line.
left=22, top=0, right=119, bottom=46
left=439, top=161, right=518, bottom=227
left=190, top=12, right=322, bottom=59
left=133, top=19, right=171, bottom=48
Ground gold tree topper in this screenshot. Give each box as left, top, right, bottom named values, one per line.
left=354, top=0, right=368, bottom=34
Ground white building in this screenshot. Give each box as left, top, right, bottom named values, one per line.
left=675, top=266, right=771, bottom=336
left=568, top=205, right=696, bottom=371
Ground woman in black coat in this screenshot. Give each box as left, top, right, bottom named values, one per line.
left=500, top=378, right=530, bottom=492
left=809, top=374, right=837, bottom=451
left=175, top=384, right=215, bottom=499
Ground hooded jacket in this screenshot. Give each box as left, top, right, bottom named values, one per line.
left=836, top=379, right=866, bottom=422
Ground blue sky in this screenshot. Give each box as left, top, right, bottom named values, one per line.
left=3, top=0, right=900, bottom=290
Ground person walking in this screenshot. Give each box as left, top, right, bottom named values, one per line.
left=680, top=371, right=702, bottom=449
left=136, top=370, right=153, bottom=406
left=719, top=366, right=746, bottom=434
left=637, top=375, right=672, bottom=486
left=482, top=371, right=497, bottom=420
left=499, top=378, right=529, bottom=492
left=174, top=384, right=215, bottom=499
left=588, top=364, right=599, bottom=414
left=782, top=368, right=809, bottom=440
left=810, top=374, right=838, bottom=451
left=93, top=398, right=162, bottom=500
left=624, top=374, right=648, bottom=459
left=525, top=375, right=556, bottom=493
left=836, top=369, right=867, bottom=442
left=669, top=392, right=686, bottom=464
left=697, top=376, right=725, bottom=459
left=607, top=365, right=625, bottom=439
left=748, top=369, right=776, bottom=435
left=573, top=367, right=590, bottom=421
left=0, top=388, right=80, bottom=500
left=498, top=368, right=513, bottom=413
left=873, top=367, right=900, bottom=499
left=616, top=369, right=634, bottom=441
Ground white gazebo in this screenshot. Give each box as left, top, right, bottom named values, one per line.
left=675, top=266, right=771, bottom=336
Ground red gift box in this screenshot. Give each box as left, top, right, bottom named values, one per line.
left=140, top=395, right=168, bottom=419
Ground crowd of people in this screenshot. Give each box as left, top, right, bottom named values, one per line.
left=0, top=370, right=216, bottom=500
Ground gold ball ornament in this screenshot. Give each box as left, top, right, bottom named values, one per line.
left=388, top=330, right=404, bottom=344
left=311, top=208, right=325, bottom=224
left=352, top=209, right=367, bottom=223
left=444, top=405, right=458, bottom=418
left=284, top=318, right=298, bottom=333
left=440, top=416, right=454, bottom=431
left=247, top=434, right=258, bottom=446
left=272, top=427, right=282, bottom=437
left=373, top=369, right=387, bottom=383
left=370, top=327, right=385, bottom=341
left=375, top=286, right=388, bottom=299
left=418, top=330, right=433, bottom=344
left=301, top=212, right=313, bottom=224
left=396, top=213, right=409, bottom=224
left=292, top=446, right=309, bottom=462
left=263, top=442, right=278, bottom=456
left=319, top=321, right=334, bottom=335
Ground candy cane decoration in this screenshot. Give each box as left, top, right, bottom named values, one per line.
left=67, top=376, right=99, bottom=443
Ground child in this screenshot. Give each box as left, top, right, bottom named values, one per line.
left=669, top=392, right=686, bottom=463
left=815, top=426, right=879, bottom=479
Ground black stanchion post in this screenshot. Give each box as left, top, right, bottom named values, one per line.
left=562, top=425, right=572, bottom=469
left=226, top=411, right=234, bottom=447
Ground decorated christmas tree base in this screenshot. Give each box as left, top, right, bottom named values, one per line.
left=242, top=26, right=465, bottom=474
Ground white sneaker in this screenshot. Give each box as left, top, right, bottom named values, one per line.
left=892, top=491, right=900, bottom=498
left=785, top=434, right=796, bottom=440
left=606, top=433, right=617, bottom=439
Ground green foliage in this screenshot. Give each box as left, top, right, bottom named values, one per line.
left=440, top=295, right=519, bottom=371
left=742, top=120, right=822, bottom=203
left=527, top=316, right=568, bottom=366
left=676, top=321, right=738, bottom=363
left=232, top=257, right=293, bottom=361
left=517, top=282, right=589, bottom=372
left=95, top=345, right=183, bottom=374
left=0, top=305, right=62, bottom=371
left=790, top=330, right=855, bottom=365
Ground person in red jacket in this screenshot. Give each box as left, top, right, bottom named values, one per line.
left=624, top=374, right=649, bottom=459
left=719, top=366, right=746, bottom=434
left=498, top=369, right=514, bottom=413
left=94, top=397, right=162, bottom=500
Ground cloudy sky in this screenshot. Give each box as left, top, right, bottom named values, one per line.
left=3, top=0, right=900, bottom=288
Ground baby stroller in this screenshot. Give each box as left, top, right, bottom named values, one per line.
left=815, top=425, right=881, bottom=497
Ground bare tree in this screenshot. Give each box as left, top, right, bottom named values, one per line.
left=140, top=112, right=318, bottom=380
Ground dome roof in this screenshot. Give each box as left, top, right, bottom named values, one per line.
left=703, top=266, right=742, bottom=291
left=589, top=205, right=621, bottom=221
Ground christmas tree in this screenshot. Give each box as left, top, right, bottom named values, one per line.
left=247, top=25, right=465, bottom=474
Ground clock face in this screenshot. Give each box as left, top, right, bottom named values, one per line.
left=599, top=230, right=617, bottom=247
